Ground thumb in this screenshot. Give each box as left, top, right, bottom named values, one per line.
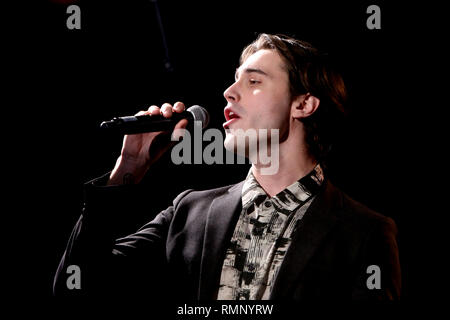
left=171, top=119, right=189, bottom=141
left=147, top=119, right=189, bottom=162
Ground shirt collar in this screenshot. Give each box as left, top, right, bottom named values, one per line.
left=241, top=163, right=325, bottom=213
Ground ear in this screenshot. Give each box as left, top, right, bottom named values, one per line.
left=291, top=93, right=320, bottom=119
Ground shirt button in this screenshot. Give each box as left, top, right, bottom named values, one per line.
left=264, top=201, right=272, bottom=208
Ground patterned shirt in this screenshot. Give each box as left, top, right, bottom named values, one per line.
left=217, top=164, right=325, bottom=300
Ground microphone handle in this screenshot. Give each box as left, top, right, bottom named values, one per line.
left=100, top=111, right=194, bottom=134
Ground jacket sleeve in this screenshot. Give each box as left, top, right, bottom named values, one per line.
left=53, top=173, right=192, bottom=298
left=351, top=216, right=402, bottom=300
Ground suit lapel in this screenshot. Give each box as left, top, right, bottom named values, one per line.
left=270, top=180, right=343, bottom=299
left=197, top=181, right=244, bottom=300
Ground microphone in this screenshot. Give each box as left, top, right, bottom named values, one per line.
left=100, top=105, right=209, bottom=134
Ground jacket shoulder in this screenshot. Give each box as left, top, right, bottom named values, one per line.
left=172, top=181, right=244, bottom=208
left=336, top=186, right=397, bottom=234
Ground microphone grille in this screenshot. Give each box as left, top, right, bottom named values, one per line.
left=187, top=105, right=210, bottom=129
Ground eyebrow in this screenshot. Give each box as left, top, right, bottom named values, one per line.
left=235, top=67, right=269, bottom=80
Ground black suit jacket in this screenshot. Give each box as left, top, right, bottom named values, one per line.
left=54, top=175, right=401, bottom=300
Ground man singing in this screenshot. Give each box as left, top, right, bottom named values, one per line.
left=54, top=33, right=400, bottom=300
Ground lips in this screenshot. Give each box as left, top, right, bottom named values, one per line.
left=223, top=106, right=241, bottom=129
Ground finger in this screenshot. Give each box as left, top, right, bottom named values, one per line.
left=160, top=103, right=173, bottom=118
left=174, top=118, right=189, bottom=130
left=173, top=101, right=186, bottom=113
left=134, top=110, right=148, bottom=116
left=171, top=119, right=189, bottom=140
left=148, top=105, right=161, bottom=115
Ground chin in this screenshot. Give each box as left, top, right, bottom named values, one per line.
left=224, top=133, right=237, bottom=152
left=224, top=132, right=248, bottom=157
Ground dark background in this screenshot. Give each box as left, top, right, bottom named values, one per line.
left=7, top=0, right=440, bottom=305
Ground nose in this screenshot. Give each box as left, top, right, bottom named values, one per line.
left=223, top=81, right=240, bottom=103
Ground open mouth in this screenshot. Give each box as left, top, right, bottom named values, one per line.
left=223, top=107, right=241, bottom=129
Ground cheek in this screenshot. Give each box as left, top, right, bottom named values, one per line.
left=256, top=84, right=291, bottom=112
left=245, top=86, right=291, bottom=127
left=252, top=88, right=263, bottom=96
left=257, top=100, right=291, bottom=128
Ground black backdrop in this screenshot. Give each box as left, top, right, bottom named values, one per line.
left=8, top=0, right=440, bottom=306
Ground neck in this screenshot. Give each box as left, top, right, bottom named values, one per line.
left=251, top=133, right=317, bottom=197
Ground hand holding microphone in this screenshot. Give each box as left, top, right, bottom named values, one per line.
left=106, top=102, right=208, bottom=186
left=100, top=104, right=209, bottom=134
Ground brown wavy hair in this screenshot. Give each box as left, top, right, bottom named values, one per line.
left=240, top=33, right=348, bottom=162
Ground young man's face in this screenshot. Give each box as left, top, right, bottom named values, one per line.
left=223, top=49, right=293, bottom=154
